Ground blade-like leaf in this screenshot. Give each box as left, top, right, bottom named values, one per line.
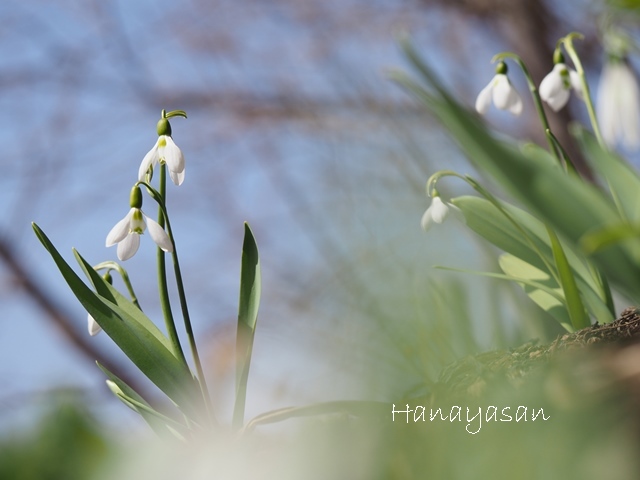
left=574, top=126, right=640, bottom=223
left=452, top=196, right=614, bottom=324
left=498, top=254, right=572, bottom=331
left=32, top=223, right=201, bottom=417
left=97, top=362, right=185, bottom=436
left=547, top=226, right=590, bottom=330
left=75, top=251, right=175, bottom=353
left=232, top=222, right=261, bottom=429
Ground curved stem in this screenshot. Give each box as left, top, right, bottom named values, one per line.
left=493, top=52, right=563, bottom=165
left=431, top=170, right=562, bottom=287
left=93, top=261, right=142, bottom=309
left=562, top=33, right=605, bottom=147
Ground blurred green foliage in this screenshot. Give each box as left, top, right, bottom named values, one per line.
left=0, top=398, right=110, bottom=480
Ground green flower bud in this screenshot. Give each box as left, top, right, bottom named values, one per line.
left=157, top=117, right=172, bottom=137
left=102, top=271, right=113, bottom=285
left=129, top=186, right=143, bottom=209
left=495, top=61, right=508, bottom=75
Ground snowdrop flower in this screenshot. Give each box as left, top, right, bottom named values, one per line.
left=475, top=61, right=523, bottom=116
left=106, top=186, right=173, bottom=261
left=539, top=52, right=583, bottom=112
left=597, top=58, right=640, bottom=150
left=421, top=193, right=460, bottom=232
left=139, top=118, right=185, bottom=185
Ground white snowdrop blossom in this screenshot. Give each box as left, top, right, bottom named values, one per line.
left=597, top=59, right=640, bottom=150
left=421, top=196, right=460, bottom=232
left=88, top=314, right=101, bottom=336
left=139, top=135, right=186, bottom=185
left=476, top=62, right=523, bottom=116
left=539, top=63, right=583, bottom=112
left=106, top=208, right=173, bottom=261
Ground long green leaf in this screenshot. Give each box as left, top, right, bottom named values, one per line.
left=574, top=126, right=640, bottom=223
left=452, top=196, right=614, bottom=324
left=547, top=226, right=590, bottom=330
left=96, top=362, right=185, bottom=436
left=74, top=251, right=175, bottom=354
left=232, top=222, right=261, bottom=429
left=498, top=254, right=572, bottom=331
left=32, top=223, right=201, bottom=417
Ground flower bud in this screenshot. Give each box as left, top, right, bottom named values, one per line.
left=495, top=61, right=507, bottom=75
left=129, top=186, right=143, bottom=209
left=157, top=117, right=172, bottom=137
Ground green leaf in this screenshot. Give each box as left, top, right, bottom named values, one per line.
left=498, top=254, right=573, bottom=332
left=232, top=222, right=261, bottom=429
left=452, top=196, right=614, bottom=324
left=547, top=226, right=590, bottom=330
left=581, top=222, right=640, bottom=254
left=96, top=362, right=185, bottom=436
left=574, top=125, right=640, bottom=223
left=74, top=252, right=175, bottom=354
left=32, top=223, right=201, bottom=417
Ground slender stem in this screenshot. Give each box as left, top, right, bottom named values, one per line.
left=156, top=164, right=187, bottom=365
left=562, top=34, right=605, bottom=147
left=545, top=129, right=579, bottom=176
left=162, top=209, right=215, bottom=424
left=493, top=52, right=561, bottom=164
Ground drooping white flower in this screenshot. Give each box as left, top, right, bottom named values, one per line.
left=597, top=59, right=640, bottom=150
left=539, top=63, right=583, bottom=112
left=106, top=207, right=173, bottom=261
left=476, top=62, right=523, bottom=116
left=139, top=135, right=185, bottom=185
left=421, top=195, right=460, bottom=232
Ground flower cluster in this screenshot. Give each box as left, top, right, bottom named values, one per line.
left=106, top=113, right=185, bottom=261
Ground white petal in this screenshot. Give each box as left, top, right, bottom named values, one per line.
left=105, top=209, right=134, bottom=247
left=597, top=63, right=618, bottom=146
left=539, top=65, right=572, bottom=111
left=163, top=136, right=185, bottom=174
left=429, top=197, right=449, bottom=224
left=543, top=87, right=570, bottom=112
left=539, top=66, right=565, bottom=102
left=169, top=166, right=185, bottom=186
left=493, top=75, right=522, bottom=115
left=117, top=233, right=140, bottom=261
left=144, top=214, right=173, bottom=252
left=420, top=208, right=434, bottom=232
left=88, top=314, right=102, bottom=336
left=139, top=141, right=160, bottom=181
left=569, top=70, right=584, bottom=100
left=475, top=81, right=493, bottom=114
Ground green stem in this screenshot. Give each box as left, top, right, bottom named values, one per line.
left=156, top=165, right=187, bottom=365
left=493, top=52, right=561, bottom=164
left=140, top=178, right=215, bottom=424
left=163, top=209, right=215, bottom=424
left=562, top=33, right=605, bottom=147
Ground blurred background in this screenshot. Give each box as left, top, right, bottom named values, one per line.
left=1, top=0, right=640, bottom=477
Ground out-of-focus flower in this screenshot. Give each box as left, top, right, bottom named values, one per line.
left=597, top=59, right=640, bottom=150
left=87, top=271, right=112, bottom=336
left=476, top=61, right=523, bottom=116
left=540, top=62, right=583, bottom=112
left=421, top=195, right=459, bottom=232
